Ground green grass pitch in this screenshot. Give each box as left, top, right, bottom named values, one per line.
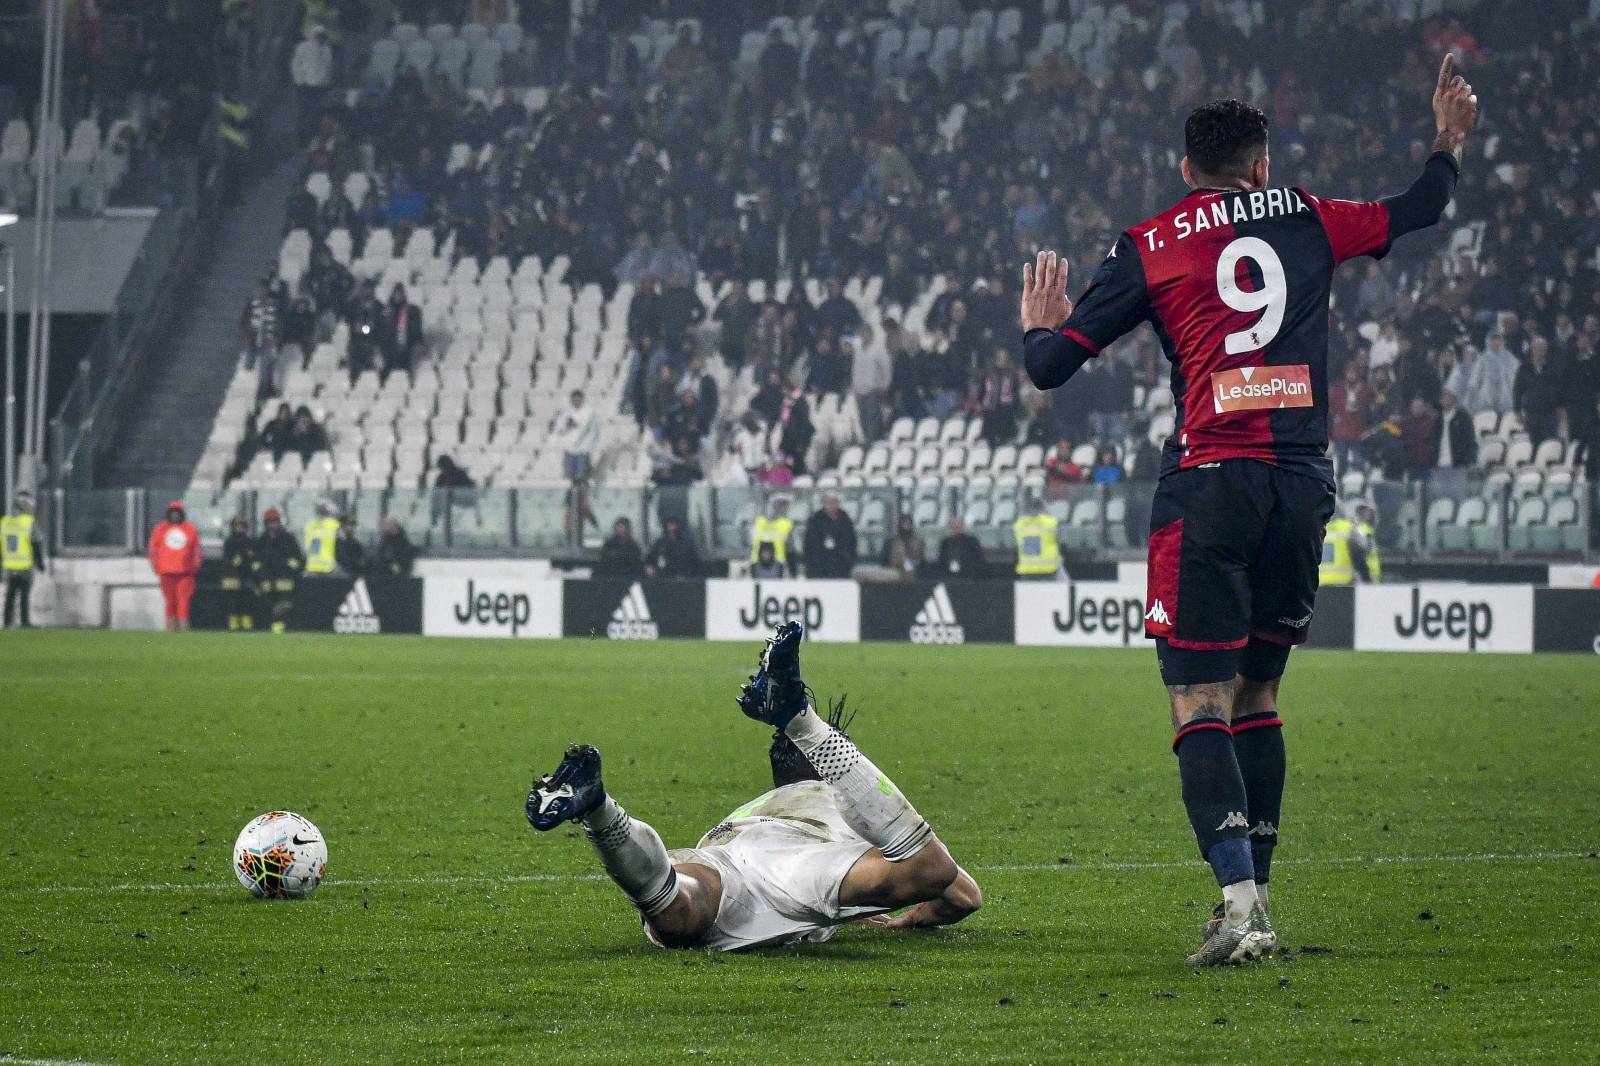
left=2, top=631, right=1597, bottom=1064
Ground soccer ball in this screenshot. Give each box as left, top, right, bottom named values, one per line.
left=232, top=811, right=327, bottom=899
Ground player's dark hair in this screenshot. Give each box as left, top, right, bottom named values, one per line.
left=768, top=694, right=857, bottom=789
left=1184, top=99, right=1269, bottom=179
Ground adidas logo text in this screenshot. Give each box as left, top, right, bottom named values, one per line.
left=909, top=584, right=965, bottom=644
left=334, top=579, right=381, bottom=634
left=607, top=582, right=659, bottom=640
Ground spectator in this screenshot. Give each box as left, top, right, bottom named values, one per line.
left=974, top=348, right=1022, bottom=445
left=381, top=284, right=423, bottom=381
left=1400, top=398, right=1440, bottom=479
left=373, top=517, right=417, bottom=577
left=814, top=278, right=861, bottom=338
left=556, top=389, right=599, bottom=485
left=1473, top=331, right=1519, bottom=416
left=241, top=281, right=281, bottom=403
left=288, top=406, right=328, bottom=464
left=335, top=517, right=367, bottom=577
left=806, top=333, right=852, bottom=395
left=803, top=493, right=857, bottom=579
left=435, top=454, right=475, bottom=490
left=1444, top=341, right=1484, bottom=415
left=346, top=281, right=385, bottom=384
left=596, top=517, right=644, bottom=580
left=1330, top=360, right=1374, bottom=470
left=1090, top=447, right=1124, bottom=485
left=1043, top=439, right=1086, bottom=491
left=290, top=26, right=333, bottom=142
left=775, top=390, right=815, bottom=476
left=881, top=513, right=924, bottom=579
left=1514, top=337, right=1562, bottom=444
left=645, top=516, right=702, bottom=579
left=751, top=540, right=787, bottom=579
left=1434, top=389, right=1478, bottom=471
left=258, top=403, right=294, bottom=462
left=1087, top=353, right=1135, bottom=446
left=714, top=281, right=758, bottom=370
left=935, top=516, right=984, bottom=579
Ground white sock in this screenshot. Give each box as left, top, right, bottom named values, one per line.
left=783, top=704, right=932, bottom=861
left=579, top=798, right=680, bottom=916
left=1256, top=883, right=1270, bottom=908
left=1222, top=880, right=1258, bottom=923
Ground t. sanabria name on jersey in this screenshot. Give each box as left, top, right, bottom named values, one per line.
left=1143, top=188, right=1310, bottom=248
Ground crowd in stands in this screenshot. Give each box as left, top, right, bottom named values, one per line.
left=0, top=0, right=258, bottom=210
left=240, top=0, right=1598, bottom=545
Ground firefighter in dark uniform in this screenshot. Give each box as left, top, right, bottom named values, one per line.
left=253, top=506, right=304, bottom=633
left=221, top=515, right=257, bottom=630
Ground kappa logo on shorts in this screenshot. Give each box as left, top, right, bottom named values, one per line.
left=607, top=582, right=659, bottom=640
left=1145, top=599, right=1172, bottom=626
left=1211, top=364, right=1313, bottom=414
left=334, top=579, right=381, bottom=634
left=909, top=584, right=965, bottom=644
left=1215, top=811, right=1249, bottom=831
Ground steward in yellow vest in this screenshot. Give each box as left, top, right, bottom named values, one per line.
left=1013, top=502, right=1060, bottom=578
left=304, top=501, right=341, bottom=574
left=750, top=500, right=795, bottom=567
left=3, top=490, right=46, bottom=628
left=1320, top=507, right=1379, bottom=585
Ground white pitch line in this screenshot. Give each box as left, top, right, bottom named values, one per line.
left=0, top=1056, right=114, bottom=1066
left=4, top=850, right=1593, bottom=897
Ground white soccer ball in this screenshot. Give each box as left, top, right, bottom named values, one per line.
left=232, top=811, right=328, bottom=899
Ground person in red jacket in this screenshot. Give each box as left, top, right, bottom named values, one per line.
left=149, top=500, right=201, bottom=631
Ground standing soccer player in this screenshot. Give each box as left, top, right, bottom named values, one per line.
left=1019, top=59, right=1478, bottom=964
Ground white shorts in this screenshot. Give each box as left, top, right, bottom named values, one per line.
left=649, top=781, right=884, bottom=951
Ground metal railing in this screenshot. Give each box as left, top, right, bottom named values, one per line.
left=51, top=479, right=1597, bottom=562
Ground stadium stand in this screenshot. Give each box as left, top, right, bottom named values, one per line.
left=178, top=0, right=1596, bottom=559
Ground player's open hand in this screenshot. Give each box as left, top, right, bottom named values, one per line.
left=1020, top=250, right=1071, bottom=332
left=1432, top=53, right=1478, bottom=140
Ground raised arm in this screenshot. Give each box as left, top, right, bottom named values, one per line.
left=1021, top=235, right=1148, bottom=391
left=1383, top=54, right=1479, bottom=239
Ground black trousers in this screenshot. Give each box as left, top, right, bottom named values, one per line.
left=4, top=571, right=33, bottom=626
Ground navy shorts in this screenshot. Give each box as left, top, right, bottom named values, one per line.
left=1144, top=459, right=1336, bottom=651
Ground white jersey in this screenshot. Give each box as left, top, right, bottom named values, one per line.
left=653, top=781, right=883, bottom=951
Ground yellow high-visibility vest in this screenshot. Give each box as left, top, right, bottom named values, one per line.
left=1013, top=513, right=1060, bottom=576
left=303, top=518, right=340, bottom=574
left=2, top=514, right=35, bottom=571
left=750, top=515, right=795, bottom=564
left=1320, top=518, right=1353, bottom=585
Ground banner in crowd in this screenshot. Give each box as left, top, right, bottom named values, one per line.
left=422, top=577, right=563, bottom=639
left=1015, top=580, right=1147, bottom=647
left=192, top=576, right=424, bottom=634
left=1532, top=589, right=1600, bottom=654
left=859, top=580, right=1015, bottom=644
left=705, top=579, right=861, bottom=643
left=561, top=579, right=707, bottom=641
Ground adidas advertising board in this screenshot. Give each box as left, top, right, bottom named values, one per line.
left=189, top=577, right=423, bottom=633
left=1355, top=583, right=1533, bottom=654
left=334, top=579, right=382, bottom=633
left=423, top=577, right=563, bottom=638
left=704, top=579, right=861, bottom=643
left=561, top=579, right=706, bottom=641
left=859, top=580, right=1013, bottom=644
left=1014, top=580, right=1147, bottom=646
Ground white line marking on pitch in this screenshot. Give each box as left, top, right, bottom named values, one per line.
left=5, top=851, right=1592, bottom=897
left=0, top=1056, right=114, bottom=1066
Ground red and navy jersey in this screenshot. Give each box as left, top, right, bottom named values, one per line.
left=1060, top=186, right=1392, bottom=485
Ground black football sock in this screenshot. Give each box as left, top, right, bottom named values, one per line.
left=1232, top=711, right=1285, bottom=885
left=1174, top=719, right=1255, bottom=892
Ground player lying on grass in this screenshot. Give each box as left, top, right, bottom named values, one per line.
left=1019, top=57, right=1478, bottom=965
left=524, top=623, right=981, bottom=950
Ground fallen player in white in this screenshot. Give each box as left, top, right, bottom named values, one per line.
left=525, top=622, right=981, bottom=950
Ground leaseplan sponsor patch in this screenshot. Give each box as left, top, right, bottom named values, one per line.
left=1211, top=364, right=1312, bottom=414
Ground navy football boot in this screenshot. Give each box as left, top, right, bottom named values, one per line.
left=526, top=744, right=607, bottom=831
left=737, top=622, right=809, bottom=729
